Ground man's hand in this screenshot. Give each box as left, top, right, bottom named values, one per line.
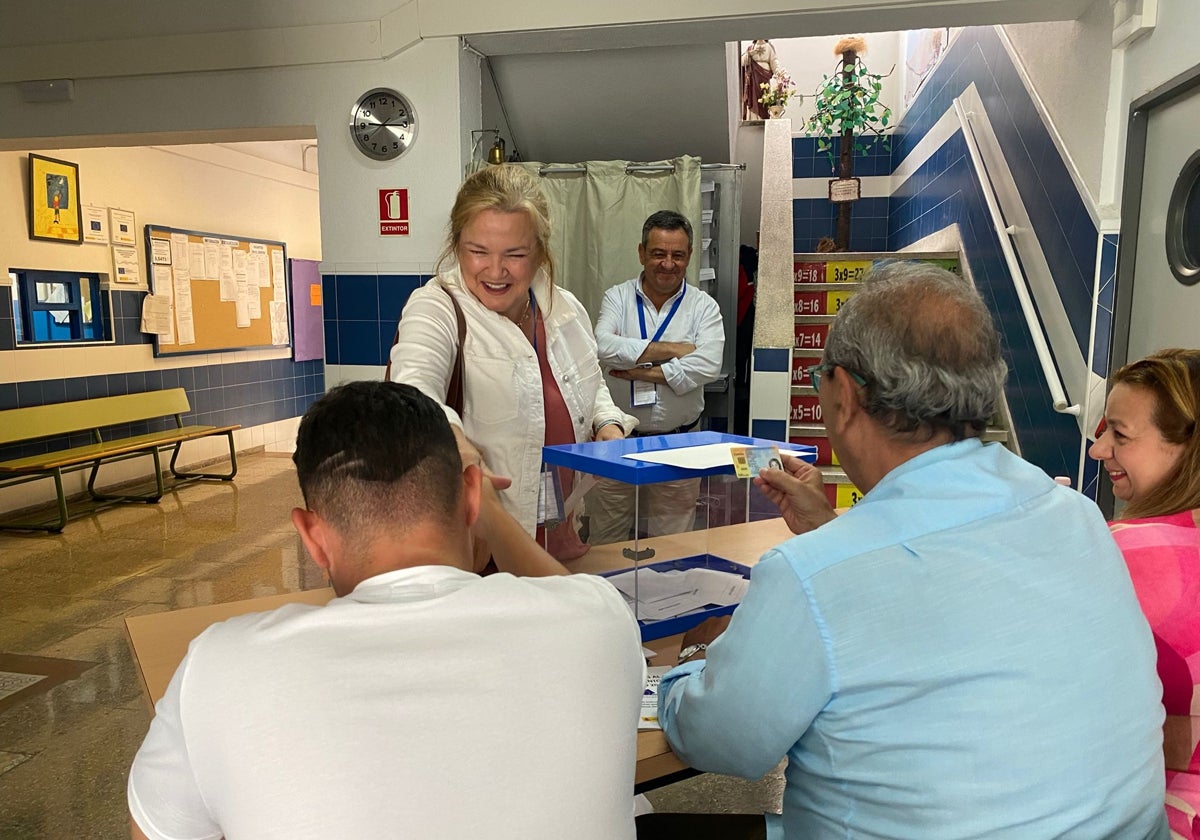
left=754, top=454, right=836, bottom=535
left=608, top=367, right=667, bottom=385
left=594, top=423, right=625, bottom=442
left=676, top=615, right=732, bottom=662
left=453, top=425, right=511, bottom=491
left=470, top=466, right=568, bottom=577
left=636, top=341, right=696, bottom=364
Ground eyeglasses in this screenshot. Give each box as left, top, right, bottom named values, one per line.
left=806, top=362, right=867, bottom=392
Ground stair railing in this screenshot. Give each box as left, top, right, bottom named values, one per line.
left=953, top=98, right=1080, bottom=416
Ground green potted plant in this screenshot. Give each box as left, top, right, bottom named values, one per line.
left=803, top=36, right=894, bottom=249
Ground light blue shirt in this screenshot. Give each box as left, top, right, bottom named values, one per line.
left=660, top=439, right=1167, bottom=840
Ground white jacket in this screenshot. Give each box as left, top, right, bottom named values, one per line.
left=389, top=265, right=636, bottom=534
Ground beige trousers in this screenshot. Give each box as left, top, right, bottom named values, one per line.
left=586, top=477, right=701, bottom=545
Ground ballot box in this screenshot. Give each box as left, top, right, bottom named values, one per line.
left=541, top=431, right=817, bottom=641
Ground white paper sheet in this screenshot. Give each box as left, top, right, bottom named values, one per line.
left=271, top=250, right=287, bottom=302
left=622, top=442, right=810, bottom=470
left=269, top=300, right=289, bottom=345
left=188, top=242, right=207, bottom=279
left=150, top=238, right=172, bottom=265
left=606, top=567, right=748, bottom=622
left=111, top=245, right=141, bottom=285
left=204, top=237, right=221, bottom=280
left=640, top=666, right=671, bottom=730
left=140, top=295, right=173, bottom=335
left=219, top=245, right=236, bottom=301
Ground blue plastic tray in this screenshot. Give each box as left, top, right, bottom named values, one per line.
left=542, top=431, right=817, bottom=485
left=600, top=554, right=753, bottom=642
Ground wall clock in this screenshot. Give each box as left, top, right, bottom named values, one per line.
left=350, top=88, right=416, bottom=161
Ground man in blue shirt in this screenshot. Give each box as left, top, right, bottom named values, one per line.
left=655, top=262, right=1168, bottom=839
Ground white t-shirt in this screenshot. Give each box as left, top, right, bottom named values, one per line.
left=128, top=566, right=645, bottom=840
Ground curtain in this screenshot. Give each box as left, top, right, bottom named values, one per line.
left=515, top=156, right=702, bottom=319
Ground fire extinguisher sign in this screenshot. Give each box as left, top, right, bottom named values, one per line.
left=379, top=189, right=409, bottom=236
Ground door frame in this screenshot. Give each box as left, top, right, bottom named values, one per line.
left=1103, top=61, right=1200, bottom=515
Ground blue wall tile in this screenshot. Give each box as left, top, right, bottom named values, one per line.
left=334, top=274, right=379, bottom=322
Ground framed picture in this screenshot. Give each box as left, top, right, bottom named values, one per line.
left=28, top=154, right=83, bottom=243
left=81, top=204, right=110, bottom=244
left=109, top=207, right=137, bottom=246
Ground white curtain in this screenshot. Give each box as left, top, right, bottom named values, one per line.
left=515, top=156, right=702, bottom=318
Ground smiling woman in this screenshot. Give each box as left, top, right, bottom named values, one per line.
left=386, top=166, right=635, bottom=561
left=1090, top=348, right=1200, bottom=838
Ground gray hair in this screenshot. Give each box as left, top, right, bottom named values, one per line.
left=641, top=210, right=693, bottom=251
left=823, top=261, right=1007, bottom=442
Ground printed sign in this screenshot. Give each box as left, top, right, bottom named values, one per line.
left=379, top=189, right=410, bottom=236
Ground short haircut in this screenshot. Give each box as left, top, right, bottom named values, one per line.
left=641, top=210, right=693, bottom=251
left=823, top=260, right=1008, bottom=442
left=292, top=382, right=462, bottom=541
left=1111, top=348, right=1200, bottom=519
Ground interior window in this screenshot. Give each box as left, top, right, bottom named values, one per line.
left=9, top=269, right=112, bottom=345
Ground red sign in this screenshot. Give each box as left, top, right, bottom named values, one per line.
left=794, top=261, right=824, bottom=283
left=379, top=189, right=409, bottom=236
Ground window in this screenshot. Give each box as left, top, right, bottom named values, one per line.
left=10, top=269, right=112, bottom=345
left=1166, top=148, right=1200, bottom=287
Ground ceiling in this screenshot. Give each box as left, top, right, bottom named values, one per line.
left=483, top=44, right=731, bottom=165
left=0, top=0, right=1100, bottom=170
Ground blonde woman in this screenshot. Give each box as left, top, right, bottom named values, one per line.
left=389, top=166, right=634, bottom=560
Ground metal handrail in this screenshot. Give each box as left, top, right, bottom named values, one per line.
left=953, top=98, right=1080, bottom=416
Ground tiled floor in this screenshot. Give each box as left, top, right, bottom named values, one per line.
left=0, top=452, right=780, bottom=838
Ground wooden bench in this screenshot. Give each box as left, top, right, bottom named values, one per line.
left=0, top=388, right=240, bottom=532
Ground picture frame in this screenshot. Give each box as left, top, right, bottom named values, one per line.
left=109, top=207, right=137, bottom=246
left=81, top=204, right=110, bottom=244
left=28, top=154, right=83, bottom=243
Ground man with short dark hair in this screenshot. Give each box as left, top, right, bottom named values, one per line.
left=128, top=381, right=644, bottom=840
left=590, top=210, right=725, bottom=543
left=654, top=262, right=1169, bottom=839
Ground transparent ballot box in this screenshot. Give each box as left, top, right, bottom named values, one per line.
left=540, top=431, right=818, bottom=641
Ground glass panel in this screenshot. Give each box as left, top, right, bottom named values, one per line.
left=34, top=282, right=70, bottom=304
left=79, top=277, right=93, bottom=322
left=1183, top=173, right=1200, bottom=266
left=11, top=275, right=24, bottom=342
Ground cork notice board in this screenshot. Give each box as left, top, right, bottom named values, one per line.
left=145, top=224, right=290, bottom=356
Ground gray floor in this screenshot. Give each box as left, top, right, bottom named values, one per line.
left=0, top=452, right=780, bottom=838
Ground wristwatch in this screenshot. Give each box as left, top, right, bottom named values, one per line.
left=677, top=642, right=708, bottom=664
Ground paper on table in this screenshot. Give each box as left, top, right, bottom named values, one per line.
left=623, top=442, right=810, bottom=470
left=607, top=567, right=748, bottom=622
left=688, top=567, right=749, bottom=605
left=640, top=666, right=672, bottom=730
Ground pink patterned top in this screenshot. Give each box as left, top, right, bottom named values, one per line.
left=1111, top=510, right=1200, bottom=839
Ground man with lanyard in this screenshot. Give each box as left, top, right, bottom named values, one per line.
left=589, top=210, right=725, bottom=545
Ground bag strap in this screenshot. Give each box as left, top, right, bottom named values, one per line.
left=444, top=291, right=467, bottom=415
left=382, top=284, right=468, bottom=417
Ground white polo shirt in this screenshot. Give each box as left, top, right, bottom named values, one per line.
left=129, top=566, right=645, bottom=840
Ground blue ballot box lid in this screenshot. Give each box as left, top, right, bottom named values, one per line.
left=542, top=430, right=817, bottom=485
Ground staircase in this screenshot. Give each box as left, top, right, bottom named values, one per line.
left=786, top=251, right=1010, bottom=508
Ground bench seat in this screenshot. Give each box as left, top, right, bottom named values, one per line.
left=0, top=388, right=241, bottom=532
left=0, top=425, right=238, bottom=472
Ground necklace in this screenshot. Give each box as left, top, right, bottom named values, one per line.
left=517, top=295, right=532, bottom=327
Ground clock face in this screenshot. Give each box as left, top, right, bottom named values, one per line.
left=350, top=88, right=416, bottom=161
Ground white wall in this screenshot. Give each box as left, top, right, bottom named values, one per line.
left=0, top=37, right=472, bottom=271
left=763, top=32, right=904, bottom=129
left=0, top=145, right=320, bottom=282
left=1001, top=0, right=1113, bottom=208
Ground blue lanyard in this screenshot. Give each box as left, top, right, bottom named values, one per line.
left=636, top=284, right=685, bottom=341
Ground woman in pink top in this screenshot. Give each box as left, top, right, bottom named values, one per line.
left=1091, top=348, right=1200, bottom=839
